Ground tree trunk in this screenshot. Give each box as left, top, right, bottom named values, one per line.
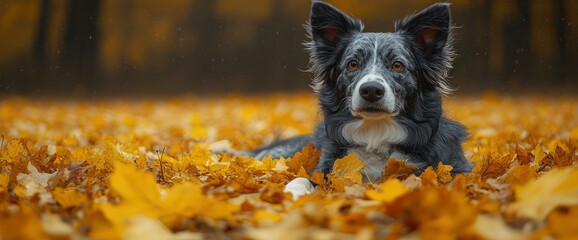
left=62, top=0, right=101, bottom=93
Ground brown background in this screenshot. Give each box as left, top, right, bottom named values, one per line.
left=0, top=0, right=576, bottom=97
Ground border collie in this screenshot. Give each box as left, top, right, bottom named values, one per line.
left=227, top=1, right=472, bottom=194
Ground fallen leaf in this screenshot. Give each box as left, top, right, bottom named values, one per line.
left=253, top=209, right=283, bottom=226
left=508, top=168, right=578, bottom=221
left=287, top=143, right=321, bottom=174
left=52, top=187, right=88, bottom=208
left=420, top=167, right=438, bottom=186
left=16, top=162, right=57, bottom=204
left=366, top=178, right=408, bottom=203
left=101, top=161, right=239, bottom=231
left=124, top=216, right=202, bottom=240
left=470, top=214, right=529, bottom=240
left=436, top=162, right=454, bottom=184
left=383, top=158, right=417, bottom=180
left=547, top=206, right=578, bottom=239
left=328, top=154, right=364, bottom=191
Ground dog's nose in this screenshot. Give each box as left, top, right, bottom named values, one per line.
left=359, top=82, right=385, bottom=102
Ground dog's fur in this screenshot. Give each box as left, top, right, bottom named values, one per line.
left=232, top=1, right=472, bottom=181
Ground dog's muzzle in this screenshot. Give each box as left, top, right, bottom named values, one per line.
left=351, top=74, right=397, bottom=119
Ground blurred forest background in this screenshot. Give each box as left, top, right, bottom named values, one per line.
left=0, top=0, right=576, bottom=97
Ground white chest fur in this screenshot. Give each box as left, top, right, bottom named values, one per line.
left=342, top=119, right=407, bottom=151
left=342, top=119, right=409, bottom=182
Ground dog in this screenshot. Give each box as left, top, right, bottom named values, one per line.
left=225, top=1, right=472, bottom=194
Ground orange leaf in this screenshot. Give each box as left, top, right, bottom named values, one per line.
left=310, top=171, right=325, bottom=186
left=287, top=143, right=321, bottom=174
left=547, top=206, right=578, bottom=239
left=436, top=162, right=454, bottom=184
left=383, top=157, right=417, bottom=180
left=420, top=167, right=438, bottom=186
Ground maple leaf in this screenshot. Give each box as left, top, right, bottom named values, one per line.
left=6, top=92, right=578, bottom=238
left=253, top=156, right=288, bottom=172
left=365, top=178, right=409, bottom=203
left=436, top=162, right=454, bottom=184
left=419, top=167, right=438, bottom=186
left=503, top=164, right=538, bottom=186
left=101, top=162, right=239, bottom=231
left=328, top=154, right=364, bottom=191
left=508, top=168, right=578, bottom=221
left=472, top=152, right=512, bottom=180
left=52, top=187, right=88, bottom=208
left=387, top=187, right=477, bottom=239
left=383, top=157, right=416, bottom=180
left=287, top=143, right=321, bottom=175
left=309, top=171, right=325, bottom=186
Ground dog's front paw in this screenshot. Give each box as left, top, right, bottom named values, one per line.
left=284, top=177, right=315, bottom=200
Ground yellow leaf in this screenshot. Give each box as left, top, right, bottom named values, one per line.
left=548, top=139, right=570, bottom=154
left=508, top=168, right=578, bottom=221
left=366, top=178, right=408, bottom=203
left=258, top=156, right=276, bottom=171
left=52, top=187, right=88, bottom=208
left=6, top=139, right=24, bottom=160
left=328, top=154, right=364, bottom=191
left=331, top=154, right=364, bottom=184
left=436, top=162, right=454, bottom=184
left=253, top=209, right=282, bottom=225
left=164, top=182, right=239, bottom=220
left=255, top=156, right=288, bottom=173
left=101, top=162, right=239, bottom=230
left=531, top=144, right=546, bottom=165
left=101, top=162, right=163, bottom=226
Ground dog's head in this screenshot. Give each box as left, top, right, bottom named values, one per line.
left=305, top=1, right=454, bottom=120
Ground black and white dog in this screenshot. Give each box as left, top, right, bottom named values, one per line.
left=228, top=1, right=472, bottom=189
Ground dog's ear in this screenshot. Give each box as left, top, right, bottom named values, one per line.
left=395, top=3, right=451, bottom=58
left=309, top=1, right=363, bottom=48
left=395, top=3, right=454, bottom=94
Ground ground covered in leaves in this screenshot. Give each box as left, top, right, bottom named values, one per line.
left=1, top=93, right=578, bottom=239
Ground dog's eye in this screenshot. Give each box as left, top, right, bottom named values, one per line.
left=347, top=60, right=359, bottom=71
left=392, top=61, right=404, bottom=71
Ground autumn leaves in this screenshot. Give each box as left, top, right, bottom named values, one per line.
left=2, top=94, right=578, bottom=239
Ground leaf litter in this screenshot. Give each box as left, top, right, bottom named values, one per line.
left=1, top=93, right=578, bottom=239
